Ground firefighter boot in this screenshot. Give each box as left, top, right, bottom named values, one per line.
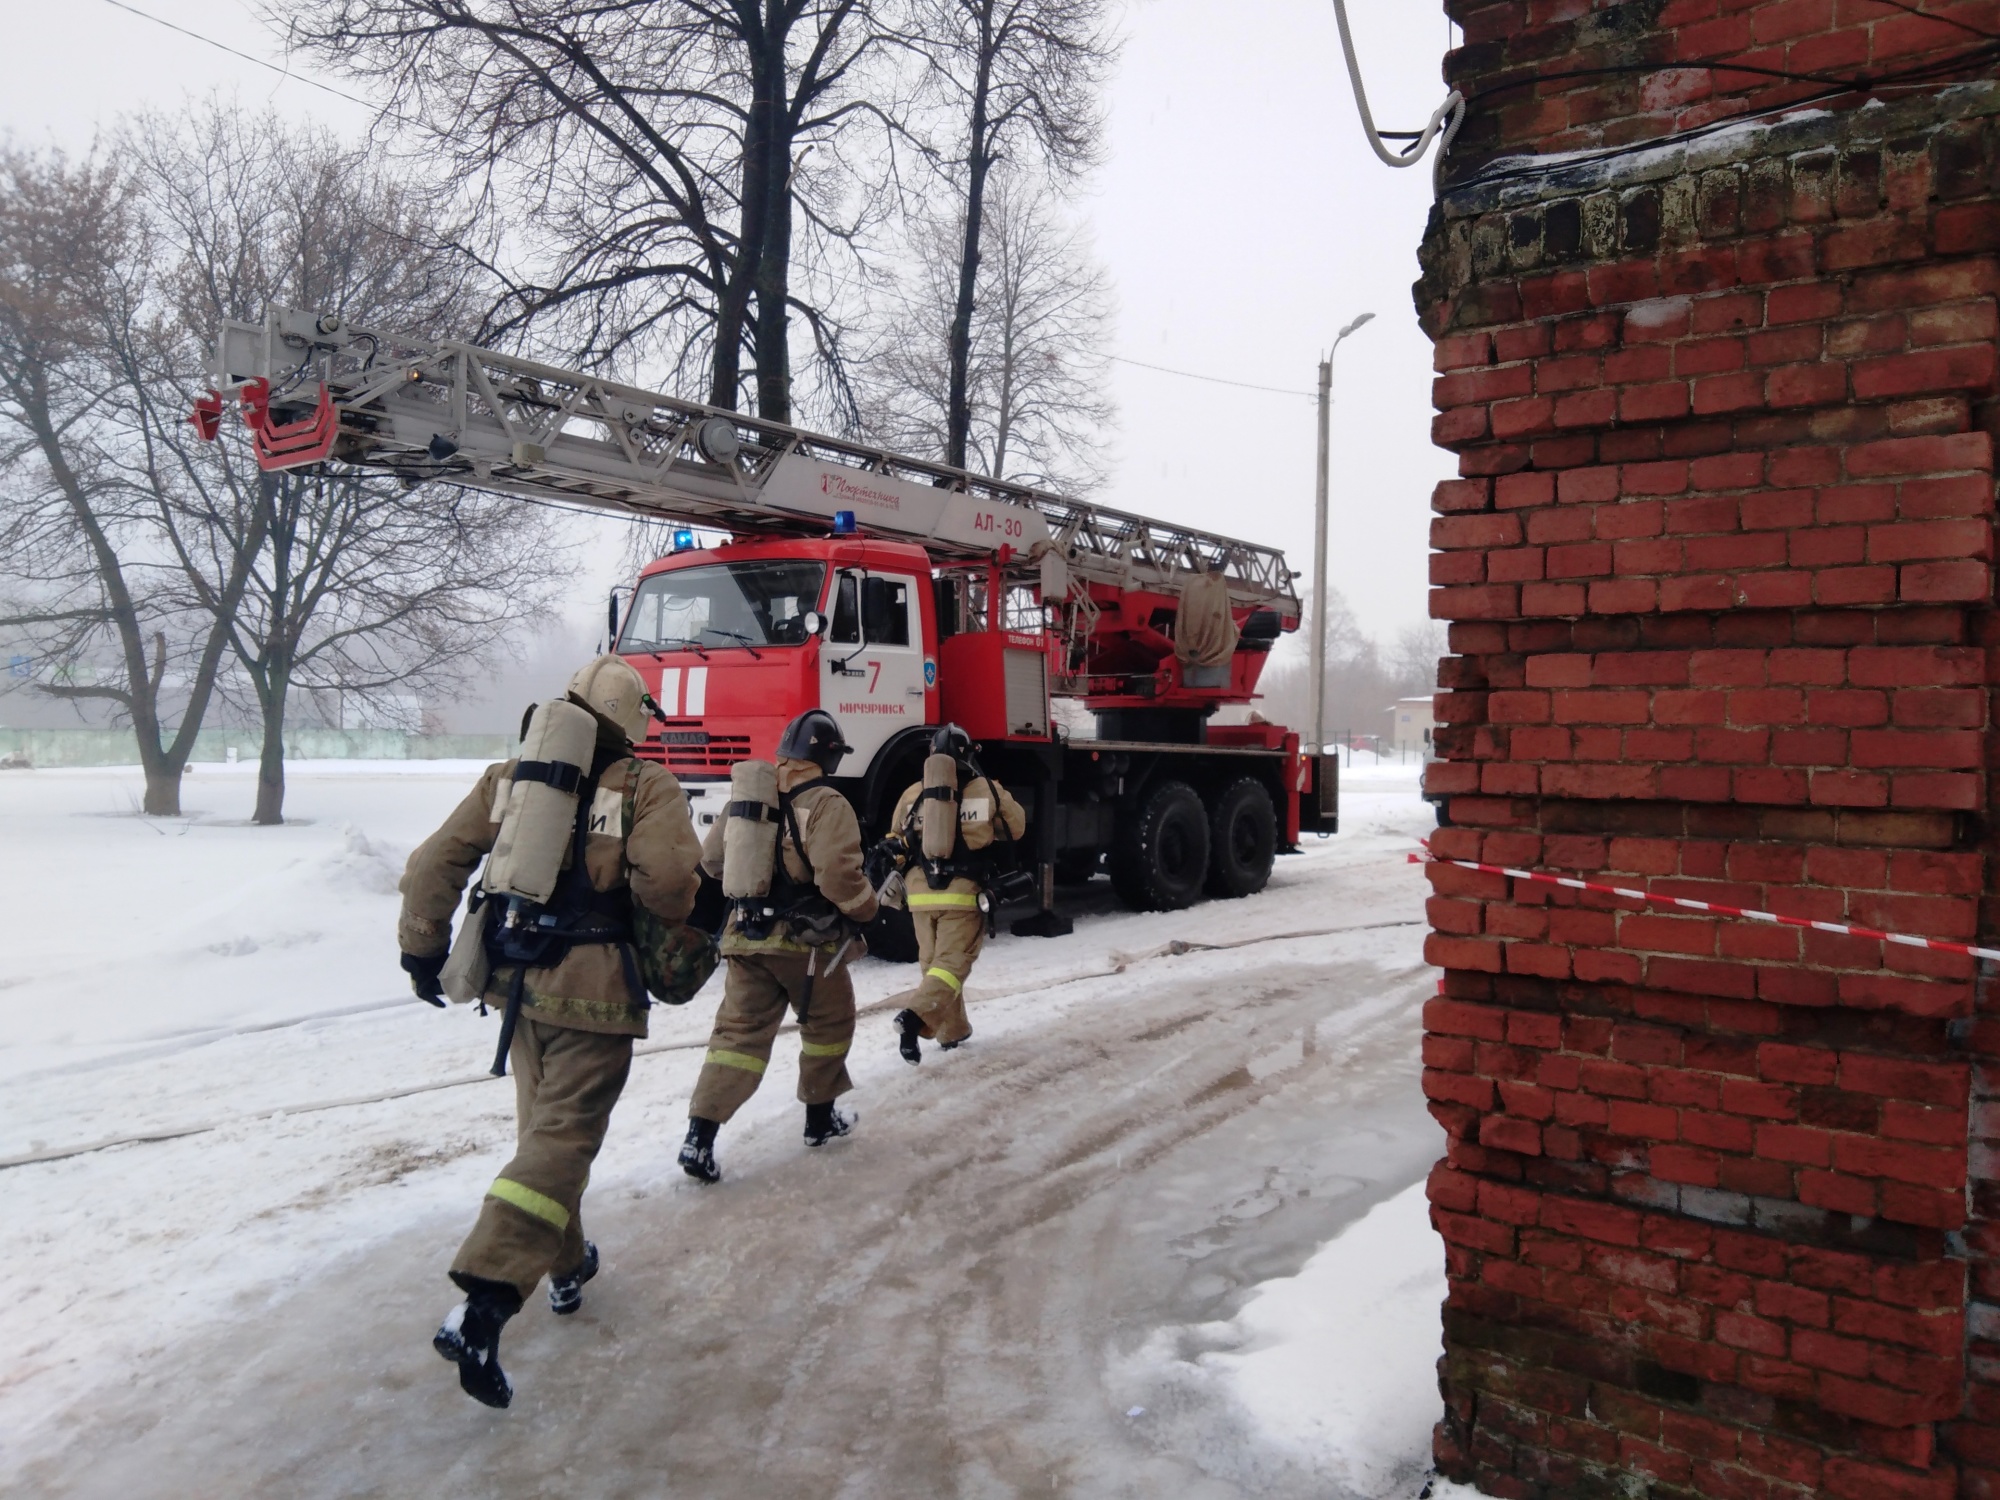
left=548, top=1241, right=599, bottom=1316
left=804, top=1100, right=855, bottom=1147
left=679, top=1117, right=721, bottom=1184
left=894, top=1008, right=923, bottom=1066
left=434, top=1276, right=523, bottom=1409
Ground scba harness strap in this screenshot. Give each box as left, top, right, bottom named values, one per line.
left=733, top=788, right=843, bottom=944
left=511, top=759, right=584, bottom=795
left=901, top=766, right=1018, bottom=890
left=482, top=745, right=647, bottom=1075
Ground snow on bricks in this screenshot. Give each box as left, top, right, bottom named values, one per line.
left=1420, top=9, right=2000, bottom=1499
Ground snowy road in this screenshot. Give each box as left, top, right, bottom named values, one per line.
left=0, top=763, right=1442, bottom=1499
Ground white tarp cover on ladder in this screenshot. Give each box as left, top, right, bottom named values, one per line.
left=1176, top=570, right=1239, bottom=669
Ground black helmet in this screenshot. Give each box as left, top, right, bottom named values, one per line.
left=931, top=723, right=973, bottom=763
left=778, top=709, right=852, bottom=773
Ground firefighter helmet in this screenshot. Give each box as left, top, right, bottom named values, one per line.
left=931, top=723, right=974, bottom=766
left=777, top=709, right=853, bottom=774
left=566, top=653, right=653, bottom=742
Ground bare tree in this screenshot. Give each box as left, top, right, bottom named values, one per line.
left=1388, top=618, right=1448, bottom=696
left=1256, top=585, right=1422, bottom=747
left=275, top=0, right=899, bottom=426
left=862, top=175, right=1113, bottom=491
left=903, top=0, right=1114, bottom=468
left=0, top=148, right=267, bottom=815
left=130, top=105, right=572, bottom=825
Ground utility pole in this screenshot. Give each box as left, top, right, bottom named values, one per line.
left=1311, top=312, right=1375, bottom=755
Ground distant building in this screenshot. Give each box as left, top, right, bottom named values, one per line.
left=1384, top=696, right=1436, bottom=755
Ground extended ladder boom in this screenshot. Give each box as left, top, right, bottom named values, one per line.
left=202, top=308, right=1299, bottom=614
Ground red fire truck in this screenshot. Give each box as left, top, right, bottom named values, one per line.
left=199, top=309, right=1338, bottom=949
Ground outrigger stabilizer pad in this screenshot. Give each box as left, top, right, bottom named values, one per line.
left=1011, top=909, right=1075, bottom=939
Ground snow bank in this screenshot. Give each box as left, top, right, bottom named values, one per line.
left=1333, top=748, right=1430, bottom=784
left=1115, top=1180, right=1446, bottom=1497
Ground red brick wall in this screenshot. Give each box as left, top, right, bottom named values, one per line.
left=1445, top=0, right=2000, bottom=170
left=1418, top=7, right=2000, bottom=1497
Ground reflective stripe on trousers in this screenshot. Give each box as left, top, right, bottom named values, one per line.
left=487, top=1176, right=571, bottom=1230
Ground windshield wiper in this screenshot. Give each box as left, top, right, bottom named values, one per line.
left=700, top=628, right=764, bottom=659
left=648, top=639, right=709, bottom=660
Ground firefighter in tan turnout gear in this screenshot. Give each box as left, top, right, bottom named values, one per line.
left=396, top=654, right=703, bottom=1409
left=881, top=725, right=1027, bottom=1064
left=677, top=709, right=879, bottom=1184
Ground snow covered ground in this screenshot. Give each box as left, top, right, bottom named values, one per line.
left=1, top=753, right=1454, bottom=1499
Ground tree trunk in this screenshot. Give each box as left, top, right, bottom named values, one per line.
left=749, top=22, right=794, bottom=426
left=715, top=22, right=782, bottom=414
left=946, top=23, right=996, bottom=472
left=993, top=317, right=1015, bottom=477
left=142, top=767, right=183, bottom=816
left=753, top=172, right=794, bottom=423
left=253, top=673, right=287, bottom=826
left=134, top=631, right=180, bottom=814
left=250, top=624, right=292, bottom=828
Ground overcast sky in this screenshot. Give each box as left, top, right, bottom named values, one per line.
left=0, top=0, right=1455, bottom=645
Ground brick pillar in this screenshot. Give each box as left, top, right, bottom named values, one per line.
left=1417, top=6, right=2000, bottom=1498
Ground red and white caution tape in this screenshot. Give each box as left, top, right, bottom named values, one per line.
left=1410, top=846, right=2000, bottom=964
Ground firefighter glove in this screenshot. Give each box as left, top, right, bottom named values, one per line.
left=401, top=950, right=448, bottom=1007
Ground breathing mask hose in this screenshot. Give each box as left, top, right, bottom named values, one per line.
left=490, top=902, right=530, bottom=1077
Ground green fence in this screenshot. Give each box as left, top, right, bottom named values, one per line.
left=0, top=727, right=514, bottom=768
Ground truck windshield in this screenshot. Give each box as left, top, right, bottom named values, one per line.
left=620, top=560, right=828, bottom=651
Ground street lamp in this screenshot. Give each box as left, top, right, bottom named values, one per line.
left=1311, top=311, right=1375, bottom=758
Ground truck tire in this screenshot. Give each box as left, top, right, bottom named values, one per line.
left=1204, top=777, right=1275, bottom=899
left=861, top=905, right=920, bottom=964
left=1110, top=779, right=1210, bottom=912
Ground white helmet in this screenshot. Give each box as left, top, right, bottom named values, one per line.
left=567, top=653, right=653, bottom=742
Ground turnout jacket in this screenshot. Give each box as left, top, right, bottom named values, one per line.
left=699, top=757, right=879, bottom=955
left=888, top=773, right=1028, bottom=903
left=399, top=724, right=704, bottom=1037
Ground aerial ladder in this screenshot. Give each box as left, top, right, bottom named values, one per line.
left=201, top=309, right=1294, bottom=608
left=197, top=308, right=1335, bottom=935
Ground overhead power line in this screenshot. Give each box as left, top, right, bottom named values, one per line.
left=96, top=0, right=376, bottom=109
left=1108, top=354, right=1313, bottom=399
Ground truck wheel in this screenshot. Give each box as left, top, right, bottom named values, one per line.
left=862, top=905, right=920, bottom=964
left=1110, top=780, right=1210, bottom=912
left=1204, top=777, right=1276, bottom=899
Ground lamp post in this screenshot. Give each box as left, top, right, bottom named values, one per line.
left=1311, top=311, right=1375, bottom=757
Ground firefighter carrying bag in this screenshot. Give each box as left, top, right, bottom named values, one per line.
left=631, top=904, right=718, bottom=1005
left=439, top=899, right=494, bottom=1006
left=624, top=776, right=718, bottom=1005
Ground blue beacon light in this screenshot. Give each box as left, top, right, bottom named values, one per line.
left=832, top=510, right=857, bottom=535
left=671, top=528, right=696, bottom=552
